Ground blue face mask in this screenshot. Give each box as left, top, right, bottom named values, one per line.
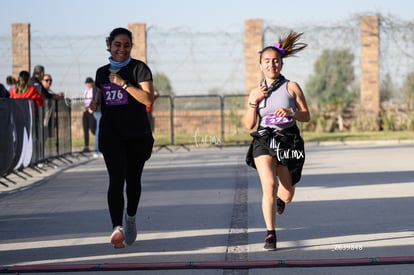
left=108, top=56, right=131, bottom=70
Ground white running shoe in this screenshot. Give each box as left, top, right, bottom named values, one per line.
left=110, top=226, right=125, bottom=249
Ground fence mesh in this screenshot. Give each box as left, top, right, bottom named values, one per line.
left=1, top=14, right=414, bottom=98
left=1, top=14, right=414, bottom=150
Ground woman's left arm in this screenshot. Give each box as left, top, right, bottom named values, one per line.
left=288, top=81, right=310, bottom=122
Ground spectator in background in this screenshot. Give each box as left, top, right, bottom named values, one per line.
left=41, top=74, right=64, bottom=140
left=28, top=65, right=48, bottom=98
left=146, top=90, right=159, bottom=132
left=82, top=77, right=96, bottom=153
left=29, top=65, right=62, bottom=101
left=10, top=70, right=44, bottom=106
left=41, top=74, right=53, bottom=90
left=41, top=74, right=65, bottom=100
left=6, top=76, right=16, bottom=92
left=0, top=83, right=9, bottom=98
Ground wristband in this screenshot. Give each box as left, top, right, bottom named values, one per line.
left=249, top=102, right=258, bottom=108
left=122, top=80, right=129, bottom=89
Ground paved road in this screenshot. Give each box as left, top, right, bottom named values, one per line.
left=0, top=141, right=413, bottom=274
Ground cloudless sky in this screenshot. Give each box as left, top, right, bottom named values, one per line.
left=1, top=0, right=413, bottom=36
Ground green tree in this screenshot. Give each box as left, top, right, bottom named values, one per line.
left=401, top=70, right=414, bottom=108
left=305, top=48, right=355, bottom=107
left=380, top=73, right=395, bottom=103
left=153, top=72, right=174, bottom=96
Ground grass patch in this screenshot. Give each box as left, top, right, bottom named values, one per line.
left=71, top=130, right=414, bottom=151
left=302, top=131, right=414, bottom=142
left=153, top=130, right=414, bottom=146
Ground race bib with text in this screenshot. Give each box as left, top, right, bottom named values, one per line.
left=102, top=83, right=128, bottom=106
left=263, top=114, right=293, bottom=127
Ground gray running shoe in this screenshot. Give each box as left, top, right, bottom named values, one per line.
left=124, top=213, right=137, bottom=245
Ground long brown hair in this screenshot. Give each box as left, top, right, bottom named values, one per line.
left=259, top=30, right=307, bottom=60
left=15, top=71, right=30, bottom=94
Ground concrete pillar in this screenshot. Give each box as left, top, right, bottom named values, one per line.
left=244, top=19, right=263, bottom=94
left=128, top=23, right=147, bottom=63
left=12, top=23, right=31, bottom=77
left=360, top=16, right=380, bottom=116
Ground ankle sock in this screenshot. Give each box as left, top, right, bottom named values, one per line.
left=267, top=230, right=276, bottom=236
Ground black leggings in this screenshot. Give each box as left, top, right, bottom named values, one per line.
left=101, top=135, right=153, bottom=228
left=82, top=111, right=96, bottom=148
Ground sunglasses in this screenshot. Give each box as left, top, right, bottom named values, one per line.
left=44, top=79, right=52, bottom=82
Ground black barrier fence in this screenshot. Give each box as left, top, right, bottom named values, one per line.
left=1, top=94, right=253, bottom=185
left=0, top=98, right=72, bottom=185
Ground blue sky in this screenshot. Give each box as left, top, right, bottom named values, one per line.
left=1, top=0, right=413, bottom=35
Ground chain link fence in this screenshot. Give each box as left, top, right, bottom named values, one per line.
left=2, top=14, right=413, bottom=98
left=1, top=14, right=414, bottom=151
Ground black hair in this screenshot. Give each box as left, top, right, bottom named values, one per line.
left=33, top=65, right=44, bottom=77
left=106, top=27, right=133, bottom=49
left=6, top=75, right=15, bottom=85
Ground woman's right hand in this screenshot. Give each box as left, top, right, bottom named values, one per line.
left=248, top=85, right=268, bottom=105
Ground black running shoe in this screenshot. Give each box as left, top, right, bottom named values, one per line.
left=264, top=234, right=277, bottom=251
left=276, top=198, right=285, bottom=215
